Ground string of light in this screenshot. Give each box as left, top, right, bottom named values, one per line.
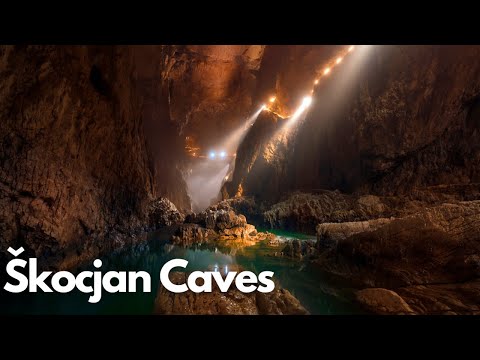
left=262, top=45, right=355, bottom=115
left=191, top=45, right=357, bottom=159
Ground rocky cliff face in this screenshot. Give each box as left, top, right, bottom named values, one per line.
left=0, top=45, right=187, bottom=269
left=132, top=46, right=191, bottom=211
left=159, top=45, right=265, bottom=151
left=219, top=45, right=480, bottom=314
left=293, top=45, right=480, bottom=195
left=0, top=45, right=270, bottom=269
left=227, top=45, right=480, bottom=202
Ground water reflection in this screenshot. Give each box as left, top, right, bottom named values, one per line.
left=0, top=229, right=362, bottom=315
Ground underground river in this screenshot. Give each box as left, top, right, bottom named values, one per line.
left=1, top=229, right=363, bottom=315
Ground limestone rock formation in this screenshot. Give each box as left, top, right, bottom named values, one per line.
left=320, top=201, right=480, bottom=288
left=226, top=46, right=480, bottom=205
left=148, top=198, right=185, bottom=228
left=316, top=217, right=393, bottom=250
left=172, top=201, right=260, bottom=246
left=287, top=239, right=317, bottom=258
left=263, top=192, right=395, bottom=233
left=0, top=46, right=158, bottom=269
left=355, top=288, right=415, bottom=315
left=356, top=281, right=480, bottom=315
left=159, top=45, right=265, bottom=150
left=154, top=272, right=309, bottom=315
left=310, top=200, right=480, bottom=314
left=396, top=280, right=480, bottom=315
left=171, top=223, right=217, bottom=246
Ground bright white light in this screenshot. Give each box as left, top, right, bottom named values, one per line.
left=323, top=67, right=331, bottom=75
left=348, top=45, right=354, bottom=52
left=302, top=96, right=312, bottom=107
left=261, top=104, right=267, bottom=110
left=209, top=151, right=216, bottom=159
left=336, top=57, right=343, bottom=64
left=269, top=96, right=276, bottom=103
left=220, top=151, right=226, bottom=158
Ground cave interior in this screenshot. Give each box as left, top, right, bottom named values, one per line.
left=2, top=45, right=480, bottom=315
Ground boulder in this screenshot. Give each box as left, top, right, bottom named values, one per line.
left=154, top=272, right=309, bottom=315
left=318, top=201, right=480, bottom=289
left=177, top=202, right=259, bottom=244
left=171, top=223, right=217, bottom=246
left=148, top=198, right=185, bottom=228
left=316, top=217, right=393, bottom=250
left=355, top=288, right=415, bottom=315
left=282, top=239, right=317, bottom=259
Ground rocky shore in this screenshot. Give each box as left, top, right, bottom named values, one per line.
left=171, top=201, right=264, bottom=247
left=196, top=188, right=480, bottom=315
left=154, top=271, right=309, bottom=315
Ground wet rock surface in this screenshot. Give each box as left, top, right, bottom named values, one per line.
left=228, top=46, right=480, bottom=203
left=281, top=239, right=317, bottom=259
left=355, top=288, right=415, bottom=315
left=148, top=198, right=185, bottom=228
left=396, top=280, right=480, bottom=315
left=154, top=272, right=309, bottom=315
left=308, top=200, right=480, bottom=314
left=261, top=188, right=480, bottom=234
left=160, top=45, right=265, bottom=150
left=0, top=46, right=159, bottom=269
left=316, top=218, right=393, bottom=250
left=220, top=188, right=480, bottom=314
left=355, top=281, right=480, bottom=315
left=318, top=201, right=480, bottom=288
left=172, top=201, right=263, bottom=246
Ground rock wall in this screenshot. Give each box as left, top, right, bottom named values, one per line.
left=0, top=45, right=186, bottom=269
left=227, top=45, right=480, bottom=202
left=293, top=45, right=480, bottom=194
left=159, top=45, right=265, bottom=151
left=133, top=46, right=191, bottom=211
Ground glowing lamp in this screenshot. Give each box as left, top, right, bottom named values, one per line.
left=336, top=57, right=343, bottom=64
left=209, top=151, right=216, bottom=159
left=302, top=96, right=312, bottom=107
left=323, top=67, right=331, bottom=75
left=220, top=151, right=226, bottom=158
left=269, top=96, right=276, bottom=103
left=314, top=79, right=319, bottom=85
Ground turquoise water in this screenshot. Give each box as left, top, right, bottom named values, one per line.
left=257, top=227, right=316, bottom=240
left=0, top=230, right=361, bottom=315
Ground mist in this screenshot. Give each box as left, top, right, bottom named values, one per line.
left=184, top=108, right=263, bottom=212
left=185, top=160, right=230, bottom=212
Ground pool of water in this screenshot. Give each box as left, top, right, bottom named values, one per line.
left=0, top=229, right=362, bottom=315
left=256, top=227, right=316, bottom=240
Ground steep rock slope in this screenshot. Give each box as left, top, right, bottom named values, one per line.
left=159, top=45, right=265, bottom=151
left=227, top=45, right=480, bottom=201
left=0, top=46, right=158, bottom=268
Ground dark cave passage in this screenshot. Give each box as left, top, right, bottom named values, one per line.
left=2, top=45, right=480, bottom=315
